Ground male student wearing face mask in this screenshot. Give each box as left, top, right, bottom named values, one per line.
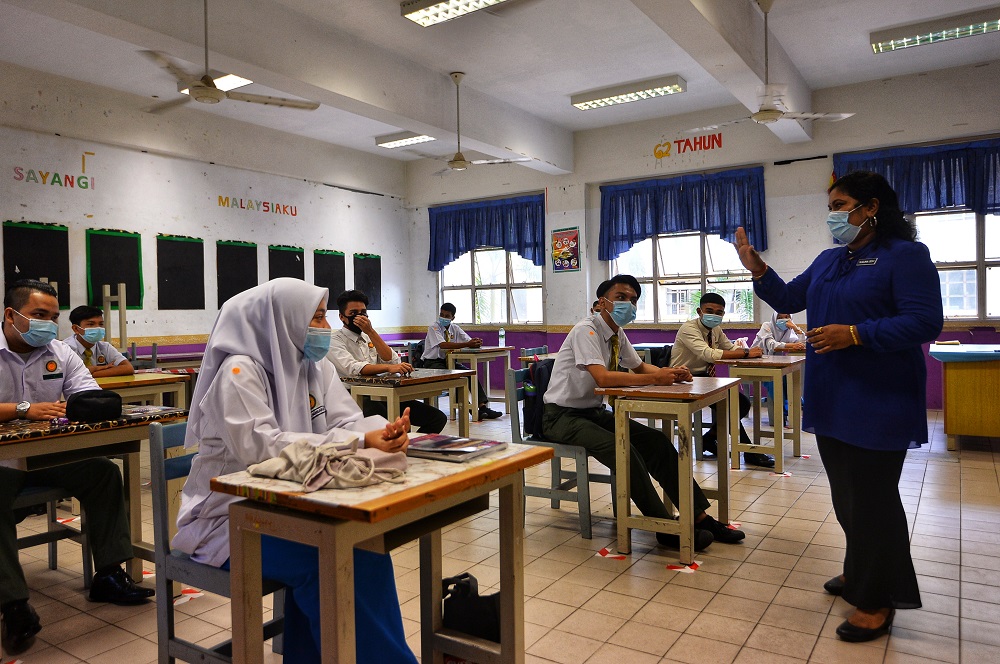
left=670, top=292, right=774, bottom=468
left=62, top=305, right=134, bottom=377
left=540, top=275, right=745, bottom=551
left=327, top=290, right=447, bottom=433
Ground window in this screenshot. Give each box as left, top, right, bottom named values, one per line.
left=611, top=232, right=752, bottom=323
left=915, top=211, right=1000, bottom=320
left=440, top=248, right=544, bottom=324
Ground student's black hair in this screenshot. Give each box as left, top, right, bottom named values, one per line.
left=700, top=292, right=726, bottom=307
left=4, top=279, right=58, bottom=310
left=596, top=275, right=641, bottom=299
left=592, top=300, right=599, bottom=309
left=829, top=170, right=916, bottom=244
left=336, top=289, right=369, bottom=315
left=440, top=302, right=457, bottom=315
left=69, top=305, right=104, bottom=326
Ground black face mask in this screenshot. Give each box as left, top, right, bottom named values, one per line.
left=345, top=310, right=367, bottom=334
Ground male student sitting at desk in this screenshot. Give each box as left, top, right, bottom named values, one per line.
left=62, top=305, right=135, bottom=377
left=422, top=302, right=501, bottom=420
left=541, top=275, right=745, bottom=551
left=328, top=289, right=447, bottom=433
left=671, top=292, right=774, bottom=468
left=0, top=280, right=153, bottom=655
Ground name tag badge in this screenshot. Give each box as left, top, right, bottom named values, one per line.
left=856, top=258, right=878, bottom=266
left=43, top=372, right=64, bottom=380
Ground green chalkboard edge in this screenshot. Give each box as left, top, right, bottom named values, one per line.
left=314, top=249, right=345, bottom=256
left=353, top=253, right=381, bottom=259
left=269, top=245, right=304, bottom=253
left=3, top=220, right=69, bottom=231
left=157, top=234, right=204, bottom=243
left=85, top=228, right=144, bottom=310
left=218, top=240, right=257, bottom=248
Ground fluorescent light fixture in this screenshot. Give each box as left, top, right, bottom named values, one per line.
left=871, top=7, right=1000, bottom=53
left=571, top=75, right=686, bottom=111
left=401, top=0, right=513, bottom=27
left=375, top=131, right=437, bottom=149
left=180, top=73, right=253, bottom=95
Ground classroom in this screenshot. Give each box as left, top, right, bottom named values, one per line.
left=1, top=0, right=999, bottom=662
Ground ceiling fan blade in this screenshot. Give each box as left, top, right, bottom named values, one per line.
left=684, top=118, right=750, bottom=133
left=781, top=111, right=855, bottom=122
left=470, top=157, right=532, bottom=165
left=140, top=50, right=196, bottom=85
left=142, top=96, right=192, bottom=114
left=432, top=166, right=453, bottom=177
left=224, top=91, right=320, bottom=110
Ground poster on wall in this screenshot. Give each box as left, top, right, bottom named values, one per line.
left=86, top=229, right=143, bottom=309
left=314, top=250, right=346, bottom=301
left=3, top=221, right=71, bottom=309
left=157, top=234, right=205, bottom=310
left=217, top=240, right=258, bottom=305
left=551, top=227, right=580, bottom=272
left=268, top=244, right=304, bottom=281
left=353, top=253, right=381, bottom=310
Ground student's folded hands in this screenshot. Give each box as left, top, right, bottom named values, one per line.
left=365, top=407, right=412, bottom=453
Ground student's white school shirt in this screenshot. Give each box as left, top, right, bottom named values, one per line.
left=543, top=313, right=642, bottom=410
left=62, top=335, right=128, bottom=368
left=172, top=355, right=387, bottom=567
left=0, top=331, right=98, bottom=467
left=327, top=327, right=400, bottom=377
left=423, top=321, right=471, bottom=360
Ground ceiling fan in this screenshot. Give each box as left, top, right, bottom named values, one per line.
left=687, top=0, right=854, bottom=133
left=141, top=0, right=319, bottom=114
left=434, top=72, right=531, bottom=174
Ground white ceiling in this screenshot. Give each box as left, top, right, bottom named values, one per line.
left=2, top=0, right=998, bottom=172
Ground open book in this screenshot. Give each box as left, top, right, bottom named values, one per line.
left=406, top=434, right=507, bottom=463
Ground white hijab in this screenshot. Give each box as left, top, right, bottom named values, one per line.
left=770, top=312, right=795, bottom=343
left=185, top=278, right=329, bottom=446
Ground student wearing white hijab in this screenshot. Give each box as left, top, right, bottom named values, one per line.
left=751, top=312, right=806, bottom=426
left=173, top=278, right=415, bottom=663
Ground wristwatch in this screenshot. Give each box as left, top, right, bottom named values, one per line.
left=742, top=348, right=750, bottom=358
left=15, top=401, right=30, bottom=418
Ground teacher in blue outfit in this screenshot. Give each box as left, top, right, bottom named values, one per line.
left=733, top=171, right=943, bottom=643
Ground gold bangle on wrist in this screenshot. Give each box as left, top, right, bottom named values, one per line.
left=751, top=264, right=768, bottom=280
left=849, top=325, right=860, bottom=346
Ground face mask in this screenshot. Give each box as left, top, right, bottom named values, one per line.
left=11, top=309, right=58, bottom=347
left=80, top=327, right=106, bottom=344
left=345, top=311, right=366, bottom=335
left=775, top=319, right=789, bottom=332
left=826, top=203, right=865, bottom=244
left=303, top=327, right=332, bottom=362
left=607, top=300, right=637, bottom=327
left=438, top=317, right=452, bottom=328
left=701, top=313, right=724, bottom=329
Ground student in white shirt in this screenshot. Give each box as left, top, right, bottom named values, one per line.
left=752, top=312, right=806, bottom=426
left=0, top=280, right=153, bottom=655
left=422, top=303, right=501, bottom=420
left=62, top=305, right=134, bottom=377
left=327, top=289, right=447, bottom=433
left=172, top=278, right=415, bottom=664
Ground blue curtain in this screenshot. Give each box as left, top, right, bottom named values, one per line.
left=833, top=138, right=1000, bottom=215
left=427, top=193, right=545, bottom=271
left=599, top=166, right=766, bottom=261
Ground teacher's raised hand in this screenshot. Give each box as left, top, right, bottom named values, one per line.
left=734, top=227, right=767, bottom=277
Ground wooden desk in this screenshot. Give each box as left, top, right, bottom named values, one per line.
left=0, top=412, right=186, bottom=577
left=595, top=377, right=739, bottom=564
left=215, top=443, right=552, bottom=664
left=133, top=351, right=203, bottom=371
left=929, top=344, right=1000, bottom=450
left=447, top=346, right=514, bottom=421
left=717, top=355, right=804, bottom=474
left=517, top=352, right=558, bottom=366
left=341, top=369, right=475, bottom=438
left=98, top=373, right=189, bottom=408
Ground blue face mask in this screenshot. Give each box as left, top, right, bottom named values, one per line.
left=826, top=203, right=865, bottom=244
left=80, top=327, right=105, bottom=344
left=12, top=309, right=58, bottom=347
left=303, top=327, right=332, bottom=362
left=438, top=317, right=452, bottom=328
left=775, top=319, right=789, bottom=332
left=606, top=300, right=637, bottom=327
left=701, top=313, right=724, bottom=329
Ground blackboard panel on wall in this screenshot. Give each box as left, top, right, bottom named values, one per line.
left=314, top=250, right=346, bottom=301
left=157, top=235, right=205, bottom=310
left=353, top=253, right=382, bottom=310
left=86, top=229, right=143, bottom=309
left=217, top=241, right=258, bottom=306
left=2, top=221, right=71, bottom=309
left=268, top=245, right=304, bottom=281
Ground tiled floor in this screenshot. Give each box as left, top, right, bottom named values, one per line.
left=9, top=405, right=1000, bottom=663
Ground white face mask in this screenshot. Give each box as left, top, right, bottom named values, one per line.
left=826, top=203, right=866, bottom=243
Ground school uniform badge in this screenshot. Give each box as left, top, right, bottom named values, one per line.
left=43, top=358, right=63, bottom=380
left=309, top=393, right=327, bottom=420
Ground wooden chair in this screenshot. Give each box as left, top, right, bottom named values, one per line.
left=519, top=345, right=549, bottom=368
left=14, top=487, right=93, bottom=588
left=149, top=421, right=285, bottom=663
left=505, top=367, right=615, bottom=539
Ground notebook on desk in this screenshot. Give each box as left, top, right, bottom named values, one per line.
left=406, top=434, right=507, bottom=462
left=121, top=404, right=188, bottom=421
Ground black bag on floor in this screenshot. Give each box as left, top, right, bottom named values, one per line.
left=441, top=572, right=500, bottom=643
